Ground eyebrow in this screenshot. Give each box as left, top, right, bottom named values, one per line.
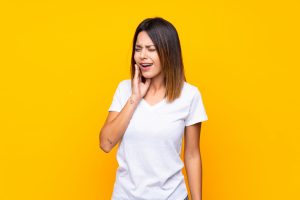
left=135, top=44, right=156, bottom=48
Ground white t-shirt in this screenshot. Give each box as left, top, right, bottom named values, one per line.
left=108, top=79, right=208, bottom=200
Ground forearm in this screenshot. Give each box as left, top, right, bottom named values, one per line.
left=100, top=95, right=140, bottom=152
left=185, top=153, right=202, bottom=200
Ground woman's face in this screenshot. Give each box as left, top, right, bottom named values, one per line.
left=134, top=31, right=162, bottom=79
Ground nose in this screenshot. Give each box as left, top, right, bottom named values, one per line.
left=140, top=48, right=148, bottom=59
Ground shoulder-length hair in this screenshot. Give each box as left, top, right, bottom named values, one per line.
left=130, top=17, right=187, bottom=103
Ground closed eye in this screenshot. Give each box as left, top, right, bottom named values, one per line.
left=134, top=48, right=156, bottom=52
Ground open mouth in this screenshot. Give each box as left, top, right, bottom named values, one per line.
left=139, top=63, right=153, bottom=71
left=140, top=63, right=153, bottom=68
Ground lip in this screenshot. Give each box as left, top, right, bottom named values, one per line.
left=139, top=63, right=153, bottom=71
left=140, top=62, right=153, bottom=65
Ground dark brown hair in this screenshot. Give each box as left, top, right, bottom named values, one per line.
left=130, top=17, right=187, bottom=103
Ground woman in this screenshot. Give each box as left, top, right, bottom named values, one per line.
left=100, top=17, right=208, bottom=200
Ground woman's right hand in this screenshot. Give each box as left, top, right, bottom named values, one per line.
left=131, top=64, right=151, bottom=101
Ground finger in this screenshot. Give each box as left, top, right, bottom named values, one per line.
left=135, top=64, right=141, bottom=84
left=134, top=64, right=138, bottom=79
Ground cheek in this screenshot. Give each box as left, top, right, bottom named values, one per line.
left=149, top=53, right=159, bottom=61
left=153, top=55, right=160, bottom=64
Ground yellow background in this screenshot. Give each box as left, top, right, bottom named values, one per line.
left=1, top=0, right=299, bottom=199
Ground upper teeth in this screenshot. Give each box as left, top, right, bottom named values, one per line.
left=141, top=63, right=152, bottom=67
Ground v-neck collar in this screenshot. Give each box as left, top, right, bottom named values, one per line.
left=141, top=98, right=166, bottom=110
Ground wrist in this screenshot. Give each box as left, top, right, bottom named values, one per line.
left=130, top=94, right=141, bottom=104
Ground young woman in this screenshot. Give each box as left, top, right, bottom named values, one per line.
left=100, top=17, right=208, bottom=200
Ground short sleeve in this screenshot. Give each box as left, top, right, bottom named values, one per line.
left=185, top=87, right=208, bottom=126
left=108, top=81, right=123, bottom=112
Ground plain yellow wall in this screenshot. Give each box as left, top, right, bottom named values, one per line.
left=0, top=0, right=299, bottom=199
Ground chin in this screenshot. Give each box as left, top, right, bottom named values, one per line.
left=142, top=74, right=155, bottom=79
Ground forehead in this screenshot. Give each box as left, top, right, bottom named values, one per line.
left=136, top=31, right=155, bottom=46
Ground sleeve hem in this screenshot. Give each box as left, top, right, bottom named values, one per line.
left=108, top=108, right=121, bottom=112
left=185, top=117, right=208, bottom=127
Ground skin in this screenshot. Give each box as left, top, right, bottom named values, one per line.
left=133, top=31, right=166, bottom=104
left=184, top=122, right=203, bottom=200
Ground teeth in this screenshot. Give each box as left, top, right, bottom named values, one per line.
left=141, top=63, right=152, bottom=67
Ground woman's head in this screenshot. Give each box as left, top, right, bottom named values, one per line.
left=130, top=17, right=186, bottom=102
left=134, top=31, right=162, bottom=81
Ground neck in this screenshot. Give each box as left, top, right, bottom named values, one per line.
left=148, top=74, right=165, bottom=92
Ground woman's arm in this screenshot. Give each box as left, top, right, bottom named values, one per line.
left=100, top=64, right=151, bottom=153
left=99, top=94, right=140, bottom=153
left=184, top=122, right=202, bottom=200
